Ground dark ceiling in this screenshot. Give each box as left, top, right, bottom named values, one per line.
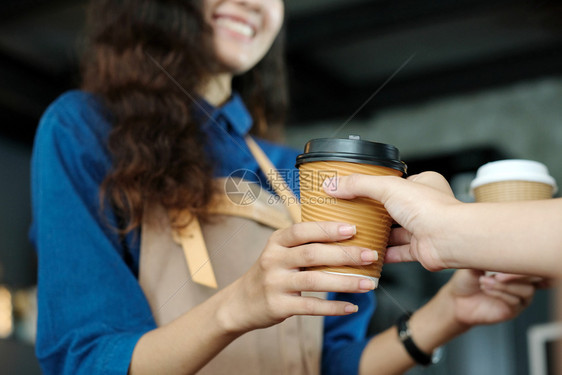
left=1, top=0, right=562, bottom=145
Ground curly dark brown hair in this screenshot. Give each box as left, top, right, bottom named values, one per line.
left=80, top=0, right=288, bottom=232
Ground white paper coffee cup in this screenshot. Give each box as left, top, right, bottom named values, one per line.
left=470, top=159, right=557, bottom=276
left=470, top=159, right=557, bottom=202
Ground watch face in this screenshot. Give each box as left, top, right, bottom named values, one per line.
left=432, top=346, right=444, bottom=364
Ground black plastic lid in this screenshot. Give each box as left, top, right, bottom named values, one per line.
left=296, top=135, right=407, bottom=174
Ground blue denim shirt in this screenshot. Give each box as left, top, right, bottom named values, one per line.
left=30, top=90, right=374, bottom=374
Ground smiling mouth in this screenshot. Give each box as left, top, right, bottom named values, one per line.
left=214, top=16, right=256, bottom=38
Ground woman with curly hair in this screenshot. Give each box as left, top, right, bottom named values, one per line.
left=30, top=1, right=539, bottom=374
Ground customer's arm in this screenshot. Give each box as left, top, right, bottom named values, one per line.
left=437, top=198, right=562, bottom=277
left=359, top=269, right=535, bottom=374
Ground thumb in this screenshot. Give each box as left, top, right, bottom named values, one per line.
left=322, top=174, right=405, bottom=203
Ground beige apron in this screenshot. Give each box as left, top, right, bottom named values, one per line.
left=138, top=137, right=324, bottom=374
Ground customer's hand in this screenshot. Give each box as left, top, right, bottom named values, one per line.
left=325, top=172, right=539, bottom=327
left=217, top=221, right=378, bottom=334
left=444, top=269, right=536, bottom=327
left=324, top=171, right=460, bottom=271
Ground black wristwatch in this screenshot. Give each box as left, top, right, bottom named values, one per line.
left=396, top=312, right=442, bottom=366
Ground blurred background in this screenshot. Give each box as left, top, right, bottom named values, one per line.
left=1, top=0, right=562, bottom=373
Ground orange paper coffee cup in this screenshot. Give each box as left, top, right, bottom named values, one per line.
left=296, top=136, right=407, bottom=288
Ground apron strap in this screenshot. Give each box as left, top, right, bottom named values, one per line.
left=171, top=213, right=218, bottom=289
left=209, top=181, right=293, bottom=229
left=171, top=136, right=300, bottom=289
left=244, top=136, right=301, bottom=224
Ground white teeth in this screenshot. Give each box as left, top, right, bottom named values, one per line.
left=216, top=17, right=254, bottom=37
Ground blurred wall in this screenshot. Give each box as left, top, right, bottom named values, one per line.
left=0, top=137, right=35, bottom=287
left=286, top=77, right=562, bottom=185
left=0, top=137, right=39, bottom=374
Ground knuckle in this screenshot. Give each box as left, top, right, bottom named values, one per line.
left=301, top=245, right=317, bottom=264
left=268, top=229, right=283, bottom=244
left=339, top=173, right=360, bottom=193
left=262, top=273, right=275, bottom=291
left=289, top=223, right=306, bottom=241
left=263, top=284, right=281, bottom=307
left=264, top=295, right=279, bottom=317
left=347, top=173, right=360, bottom=187
left=259, top=251, right=277, bottom=271
left=302, top=298, right=317, bottom=315
left=418, top=171, right=452, bottom=194
left=300, top=272, right=317, bottom=291
left=522, top=285, right=535, bottom=298
left=419, top=171, right=441, bottom=180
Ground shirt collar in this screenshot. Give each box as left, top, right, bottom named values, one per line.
left=195, top=92, right=253, bottom=137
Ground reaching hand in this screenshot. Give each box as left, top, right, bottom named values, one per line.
left=442, top=269, right=536, bottom=327
left=325, top=172, right=540, bottom=328
left=324, top=172, right=461, bottom=271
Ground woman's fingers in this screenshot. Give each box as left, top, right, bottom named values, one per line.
left=272, top=221, right=357, bottom=248
left=290, top=271, right=376, bottom=293
left=271, top=222, right=378, bottom=269
left=282, top=243, right=377, bottom=269
left=284, top=296, right=359, bottom=316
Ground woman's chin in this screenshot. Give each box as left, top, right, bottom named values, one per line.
left=213, top=51, right=262, bottom=75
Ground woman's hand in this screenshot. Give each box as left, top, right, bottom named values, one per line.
left=217, top=221, right=379, bottom=334
left=444, top=269, right=536, bottom=327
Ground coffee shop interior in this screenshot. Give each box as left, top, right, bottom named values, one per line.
left=2, top=0, right=562, bottom=373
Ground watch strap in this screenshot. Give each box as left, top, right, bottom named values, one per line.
left=397, top=312, right=433, bottom=366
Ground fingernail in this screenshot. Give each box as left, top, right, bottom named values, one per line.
left=359, top=279, right=376, bottom=290
left=493, top=273, right=511, bottom=282
left=480, top=277, right=497, bottom=291
left=361, top=250, right=378, bottom=262
left=344, top=304, right=359, bottom=313
left=338, top=224, right=356, bottom=237
left=480, top=276, right=496, bottom=286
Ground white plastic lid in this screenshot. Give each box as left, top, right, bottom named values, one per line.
left=469, top=159, right=558, bottom=195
